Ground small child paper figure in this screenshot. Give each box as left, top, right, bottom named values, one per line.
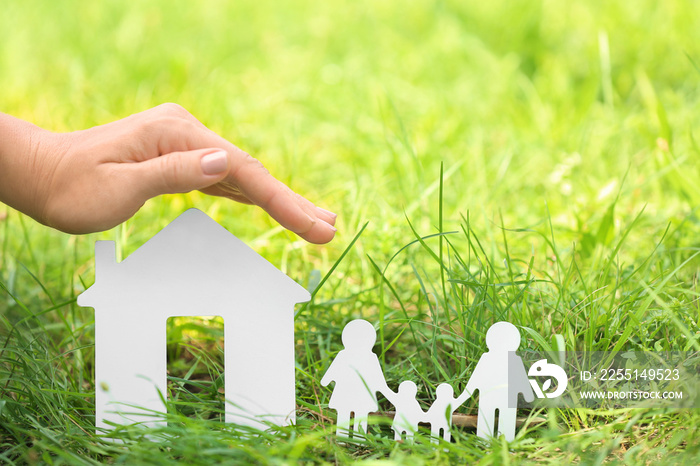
left=321, top=319, right=393, bottom=438
left=390, top=381, right=425, bottom=442
left=461, top=321, right=534, bottom=441
left=424, top=383, right=470, bottom=443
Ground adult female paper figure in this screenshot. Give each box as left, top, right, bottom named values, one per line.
left=321, top=319, right=394, bottom=438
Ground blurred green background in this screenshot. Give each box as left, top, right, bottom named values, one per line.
left=3, top=0, right=699, bottom=244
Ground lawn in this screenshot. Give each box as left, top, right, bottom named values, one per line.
left=1, top=0, right=700, bottom=463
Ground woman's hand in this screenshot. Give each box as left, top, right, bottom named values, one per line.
left=0, top=104, right=337, bottom=243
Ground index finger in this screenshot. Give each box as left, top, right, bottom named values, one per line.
left=153, top=117, right=337, bottom=243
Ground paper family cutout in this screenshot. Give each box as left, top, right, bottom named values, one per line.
left=322, top=320, right=535, bottom=443
left=78, top=208, right=310, bottom=432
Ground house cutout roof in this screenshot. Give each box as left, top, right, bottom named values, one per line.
left=79, top=208, right=311, bottom=308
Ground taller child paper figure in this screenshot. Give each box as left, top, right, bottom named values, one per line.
left=78, top=208, right=311, bottom=432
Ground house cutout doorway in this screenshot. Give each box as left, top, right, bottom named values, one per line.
left=166, top=316, right=225, bottom=422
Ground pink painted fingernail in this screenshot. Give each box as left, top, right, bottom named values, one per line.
left=201, top=150, right=228, bottom=175
left=316, top=206, right=338, bottom=220
left=320, top=219, right=337, bottom=232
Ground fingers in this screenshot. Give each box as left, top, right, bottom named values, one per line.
left=315, top=206, right=338, bottom=226
left=124, top=148, right=231, bottom=198
left=132, top=105, right=338, bottom=243
left=223, top=152, right=337, bottom=243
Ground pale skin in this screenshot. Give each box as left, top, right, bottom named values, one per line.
left=0, top=103, right=337, bottom=243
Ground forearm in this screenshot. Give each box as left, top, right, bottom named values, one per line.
left=0, top=113, right=55, bottom=221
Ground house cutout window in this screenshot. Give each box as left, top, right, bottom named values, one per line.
left=166, top=316, right=225, bottom=422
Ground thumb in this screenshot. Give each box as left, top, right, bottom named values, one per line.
left=130, top=148, right=230, bottom=198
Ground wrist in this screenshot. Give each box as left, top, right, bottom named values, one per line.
left=0, top=113, right=59, bottom=223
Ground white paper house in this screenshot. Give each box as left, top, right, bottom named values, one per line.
left=78, top=208, right=311, bottom=431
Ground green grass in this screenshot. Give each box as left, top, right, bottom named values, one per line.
left=2, top=0, right=700, bottom=463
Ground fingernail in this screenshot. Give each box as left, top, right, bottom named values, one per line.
left=201, top=150, right=228, bottom=175
left=316, top=206, right=338, bottom=220
left=320, top=218, right=337, bottom=232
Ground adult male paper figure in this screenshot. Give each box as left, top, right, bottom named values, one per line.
left=460, top=322, right=535, bottom=441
